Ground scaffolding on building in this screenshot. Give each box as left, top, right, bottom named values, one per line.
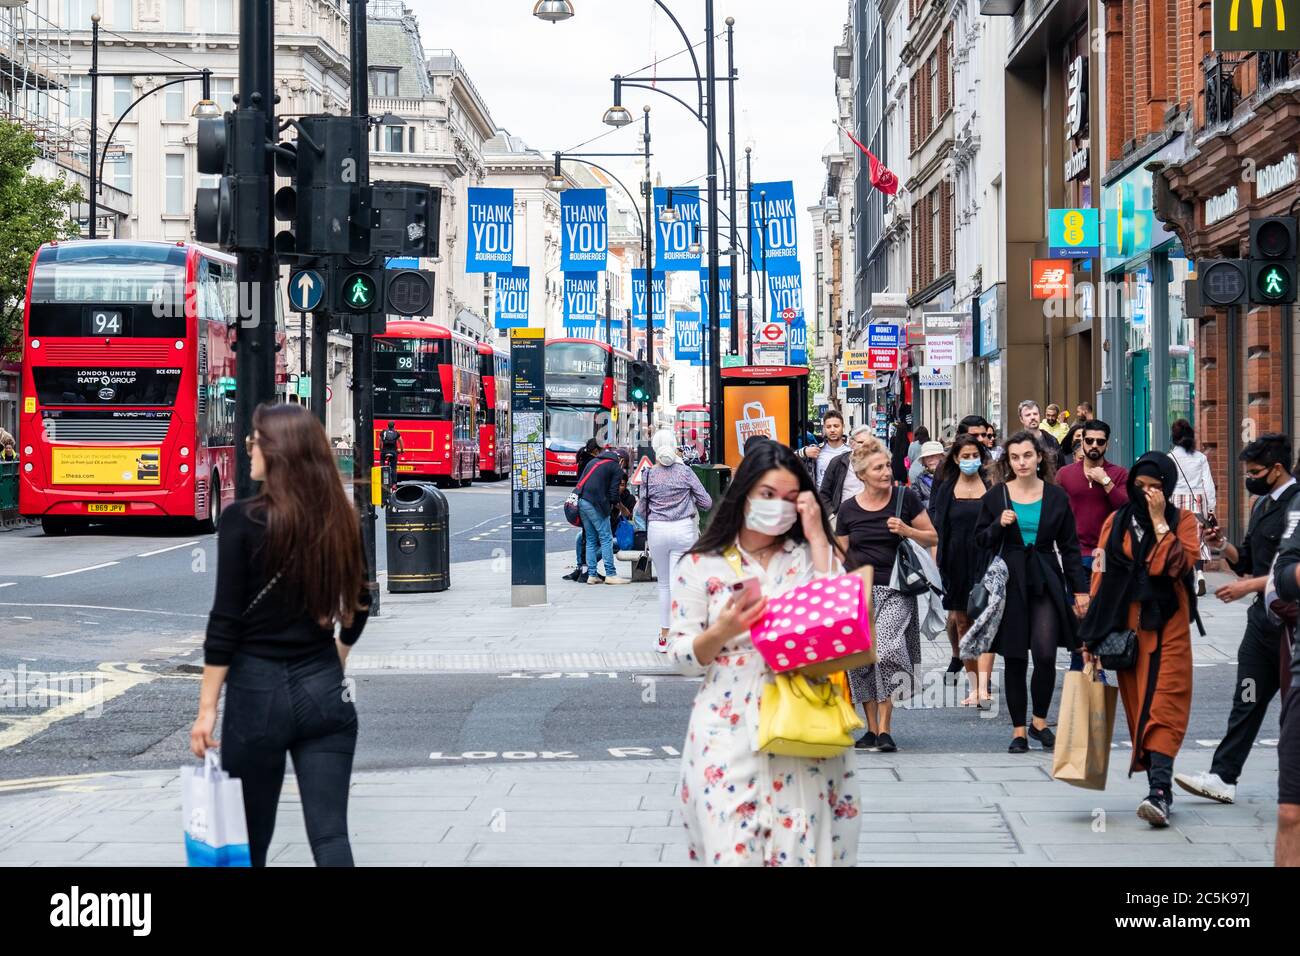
left=0, top=0, right=74, bottom=162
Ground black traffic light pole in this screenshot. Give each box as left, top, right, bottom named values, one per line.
left=234, top=0, right=280, bottom=501
left=349, top=0, right=380, bottom=616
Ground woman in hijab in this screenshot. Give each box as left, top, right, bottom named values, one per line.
left=640, top=429, right=713, bottom=651
left=1080, top=450, right=1201, bottom=828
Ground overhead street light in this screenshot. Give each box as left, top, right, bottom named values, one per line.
left=532, top=0, right=575, bottom=23
left=603, top=77, right=633, bottom=127
left=191, top=97, right=221, bottom=119
left=658, top=188, right=677, bottom=223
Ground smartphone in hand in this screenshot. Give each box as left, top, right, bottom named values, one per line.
left=730, top=577, right=762, bottom=609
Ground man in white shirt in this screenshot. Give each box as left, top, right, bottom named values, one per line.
left=817, top=425, right=874, bottom=517
left=798, top=409, right=850, bottom=490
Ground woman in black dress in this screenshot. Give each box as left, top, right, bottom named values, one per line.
left=929, top=434, right=992, bottom=706
left=974, top=431, right=1090, bottom=753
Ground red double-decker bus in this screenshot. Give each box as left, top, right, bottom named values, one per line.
left=543, top=337, right=646, bottom=481
left=372, top=319, right=479, bottom=485
left=17, top=240, right=273, bottom=535
left=675, top=403, right=710, bottom=463
left=476, top=342, right=510, bottom=480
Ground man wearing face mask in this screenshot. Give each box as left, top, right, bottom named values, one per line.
left=1176, top=434, right=1298, bottom=806
left=639, top=429, right=714, bottom=651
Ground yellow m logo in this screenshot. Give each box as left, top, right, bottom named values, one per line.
left=1229, top=0, right=1287, bottom=30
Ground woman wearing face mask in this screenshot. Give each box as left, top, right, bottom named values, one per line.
left=640, top=429, right=713, bottom=651
left=667, top=437, right=859, bottom=865
left=974, top=432, right=1090, bottom=753
left=1080, top=451, right=1200, bottom=827
left=929, top=434, right=993, bottom=706
left=835, top=438, right=938, bottom=753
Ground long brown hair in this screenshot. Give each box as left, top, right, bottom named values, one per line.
left=996, top=429, right=1057, bottom=484
left=250, top=403, right=367, bottom=627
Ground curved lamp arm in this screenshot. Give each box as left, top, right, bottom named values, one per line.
left=650, top=0, right=704, bottom=117
left=562, top=157, right=645, bottom=241
left=97, top=72, right=210, bottom=193
left=622, top=80, right=729, bottom=192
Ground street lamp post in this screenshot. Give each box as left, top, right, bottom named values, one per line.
left=725, top=17, right=739, bottom=357
left=745, top=146, right=754, bottom=365
left=87, top=15, right=218, bottom=239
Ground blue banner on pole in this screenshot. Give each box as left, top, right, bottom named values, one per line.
left=655, top=187, right=702, bottom=271
left=561, top=188, right=608, bottom=272
left=563, top=272, right=600, bottom=336
left=465, top=187, right=515, bottom=273
left=700, top=265, right=733, bottom=332
left=493, top=266, right=530, bottom=329
left=632, top=269, right=667, bottom=330
left=749, top=181, right=800, bottom=275
left=789, top=317, right=808, bottom=366
left=674, top=310, right=703, bottom=365
left=767, top=270, right=805, bottom=324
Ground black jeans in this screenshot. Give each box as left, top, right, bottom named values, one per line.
left=1210, top=603, right=1283, bottom=785
left=1004, top=595, right=1060, bottom=728
left=222, top=645, right=358, bottom=867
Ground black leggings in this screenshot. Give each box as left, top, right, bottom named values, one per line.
left=1003, top=596, right=1060, bottom=728
left=221, top=646, right=358, bottom=867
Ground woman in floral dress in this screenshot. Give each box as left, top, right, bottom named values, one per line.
left=667, top=438, right=861, bottom=866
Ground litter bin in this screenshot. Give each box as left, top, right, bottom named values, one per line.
left=385, top=481, right=450, bottom=593
left=691, top=464, right=732, bottom=534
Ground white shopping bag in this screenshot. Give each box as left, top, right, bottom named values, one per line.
left=735, top=401, right=777, bottom=455
left=182, top=750, right=251, bottom=867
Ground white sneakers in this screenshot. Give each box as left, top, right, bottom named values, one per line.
left=1173, top=771, right=1237, bottom=804
left=602, top=575, right=630, bottom=585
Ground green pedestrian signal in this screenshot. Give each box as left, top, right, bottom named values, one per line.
left=342, top=271, right=378, bottom=312
left=1259, top=264, right=1290, bottom=300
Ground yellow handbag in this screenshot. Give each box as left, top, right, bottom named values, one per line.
left=758, top=672, right=865, bottom=758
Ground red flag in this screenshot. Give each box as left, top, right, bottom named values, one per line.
left=840, top=124, right=899, bottom=196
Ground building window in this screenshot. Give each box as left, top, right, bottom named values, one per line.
left=164, top=83, right=185, bottom=121
left=113, top=0, right=132, bottom=28
left=931, top=188, right=941, bottom=279
left=113, top=77, right=133, bottom=119
left=111, top=154, right=132, bottom=193
left=164, top=0, right=184, bottom=30
left=212, top=78, right=235, bottom=112
left=64, top=0, right=94, bottom=28
left=369, top=68, right=399, bottom=97
left=68, top=75, right=91, bottom=119
left=383, top=125, right=403, bottom=152
left=202, top=0, right=233, bottom=33
left=164, top=154, right=185, bottom=214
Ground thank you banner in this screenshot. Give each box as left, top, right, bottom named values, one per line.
left=655, top=187, right=702, bottom=271
left=493, top=266, right=529, bottom=329
left=700, top=266, right=733, bottom=332
left=563, top=272, right=600, bottom=335
left=674, top=310, right=703, bottom=365
left=561, top=188, right=608, bottom=272
left=789, top=317, right=808, bottom=366
left=749, top=181, right=800, bottom=275
left=768, top=271, right=805, bottom=324
left=466, top=187, right=514, bottom=273
left=632, top=269, right=667, bottom=329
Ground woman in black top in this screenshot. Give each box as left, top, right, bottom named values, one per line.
left=835, top=438, right=937, bottom=753
left=974, top=431, right=1089, bottom=754
left=929, top=434, right=992, bottom=706
left=191, top=403, right=369, bottom=867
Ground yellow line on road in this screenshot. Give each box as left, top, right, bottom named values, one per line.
left=0, top=662, right=158, bottom=751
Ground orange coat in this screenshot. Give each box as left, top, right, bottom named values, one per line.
left=1089, top=510, right=1200, bottom=774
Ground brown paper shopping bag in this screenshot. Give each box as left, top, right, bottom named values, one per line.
left=1051, top=660, right=1117, bottom=790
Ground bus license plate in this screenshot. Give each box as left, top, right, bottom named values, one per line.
left=86, top=503, right=126, bottom=514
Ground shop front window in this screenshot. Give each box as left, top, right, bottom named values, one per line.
left=1166, top=254, right=1194, bottom=432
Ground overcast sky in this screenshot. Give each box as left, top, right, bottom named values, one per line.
left=412, top=0, right=849, bottom=317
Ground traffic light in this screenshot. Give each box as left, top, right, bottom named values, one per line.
left=283, top=115, right=367, bottom=257
left=1198, top=259, right=1249, bottom=308
left=370, top=182, right=441, bottom=258
left=335, top=258, right=384, bottom=314
left=383, top=268, right=435, bottom=316
left=272, top=140, right=299, bottom=257
left=195, top=110, right=269, bottom=250
left=629, top=360, right=654, bottom=403
left=1250, top=216, right=1297, bottom=305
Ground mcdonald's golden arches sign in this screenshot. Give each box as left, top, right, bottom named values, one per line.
left=1213, top=0, right=1300, bottom=50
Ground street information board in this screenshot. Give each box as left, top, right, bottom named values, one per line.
left=510, top=327, right=546, bottom=605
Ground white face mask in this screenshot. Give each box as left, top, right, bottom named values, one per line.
left=745, top=496, right=798, bottom=536
left=656, top=450, right=677, bottom=466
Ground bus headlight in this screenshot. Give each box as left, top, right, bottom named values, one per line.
left=180, top=464, right=190, bottom=474
left=180, top=446, right=190, bottom=457
left=24, top=446, right=32, bottom=456
left=23, top=463, right=32, bottom=472
left=174, top=340, right=184, bottom=350
left=30, top=339, right=39, bottom=349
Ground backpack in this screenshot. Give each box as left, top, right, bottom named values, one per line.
left=563, top=458, right=614, bottom=527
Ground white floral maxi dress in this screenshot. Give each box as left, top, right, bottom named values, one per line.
left=667, top=539, right=862, bottom=866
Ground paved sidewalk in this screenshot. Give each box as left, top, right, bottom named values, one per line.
left=0, top=748, right=1277, bottom=866
left=353, top=558, right=1253, bottom=674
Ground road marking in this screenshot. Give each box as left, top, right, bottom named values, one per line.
left=41, top=561, right=120, bottom=579
left=0, top=583, right=15, bottom=589
left=0, top=772, right=117, bottom=794
left=136, top=540, right=199, bottom=558
left=0, top=662, right=156, bottom=751
left=0, top=602, right=205, bottom=618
